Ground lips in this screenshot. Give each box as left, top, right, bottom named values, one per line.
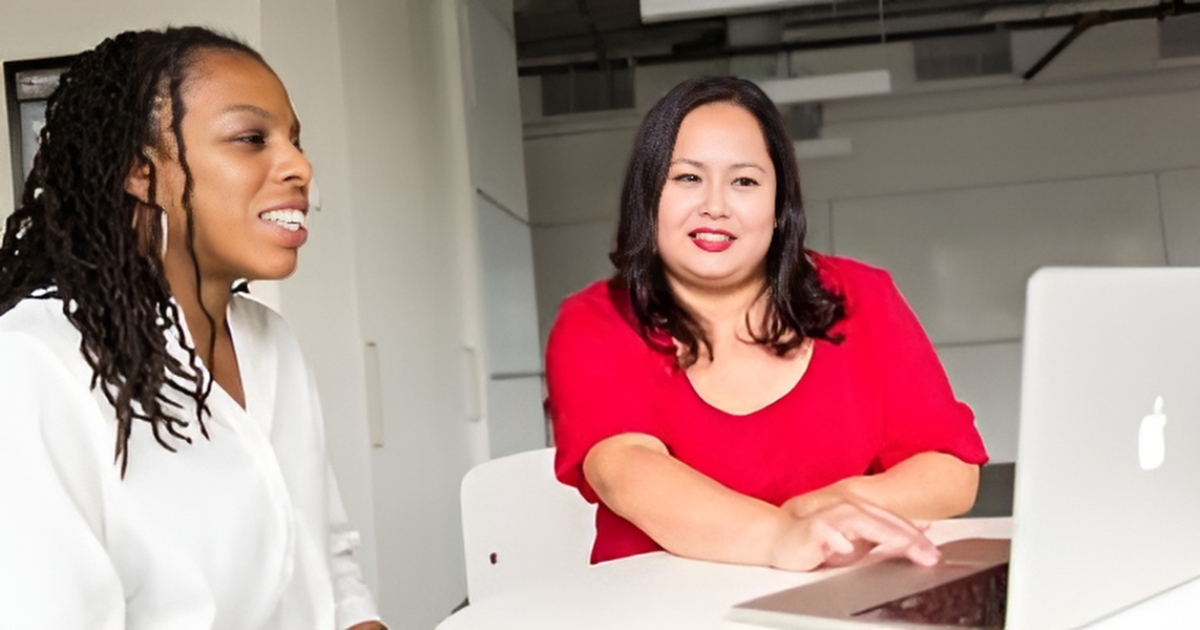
left=690, top=227, right=735, bottom=252
left=258, top=202, right=309, bottom=247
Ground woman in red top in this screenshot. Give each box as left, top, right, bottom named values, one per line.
left=545, top=76, right=988, bottom=571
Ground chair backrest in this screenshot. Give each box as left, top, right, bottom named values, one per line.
left=460, top=447, right=596, bottom=603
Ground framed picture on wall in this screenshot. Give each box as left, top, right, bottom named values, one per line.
left=4, top=56, right=73, bottom=208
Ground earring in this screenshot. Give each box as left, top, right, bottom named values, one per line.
left=159, top=211, right=169, bottom=258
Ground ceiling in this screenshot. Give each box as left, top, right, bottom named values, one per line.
left=513, top=0, right=1200, bottom=73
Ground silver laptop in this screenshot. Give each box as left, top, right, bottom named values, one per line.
left=729, top=267, right=1200, bottom=629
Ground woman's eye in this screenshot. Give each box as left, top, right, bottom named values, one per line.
left=673, top=173, right=700, bottom=183
left=733, top=177, right=759, bottom=187
left=235, top=132, right=267, bottom=145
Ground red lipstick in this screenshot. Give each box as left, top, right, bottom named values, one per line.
left=689, top=227, right=735, bottom=252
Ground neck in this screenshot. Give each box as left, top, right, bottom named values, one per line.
left=669, top=274, right=769, bottom=342
left=163, top=254, right=232, bottom=364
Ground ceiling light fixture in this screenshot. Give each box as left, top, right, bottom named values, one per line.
left=640, top=0, right=840, bottom=23
left=754, top=69, right=892, bottom=104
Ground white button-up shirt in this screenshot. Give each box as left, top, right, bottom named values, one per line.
left=0, top=294, right=379, bottom=629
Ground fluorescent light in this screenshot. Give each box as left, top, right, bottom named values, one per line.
left=755, top=70, right=891, bottom=104
left=641, top=0, right=837, bottom=23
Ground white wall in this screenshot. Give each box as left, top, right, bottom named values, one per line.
left=465, top=0, right=547, bottom=458
left=333, top=0, right=485, bottom=625
left=523, top=18, right=1200, bottom=464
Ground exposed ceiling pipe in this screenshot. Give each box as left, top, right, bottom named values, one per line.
left=1021, top=12, right=1113, bottom=80
left=517, top=0, right=1200, bottom=77
left=1021, top=2, right=1200, bottom=80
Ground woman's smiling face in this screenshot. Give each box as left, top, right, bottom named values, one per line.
left=137, top=49, right=313, bottom=288
left=655, top=102, right=777, bottom=296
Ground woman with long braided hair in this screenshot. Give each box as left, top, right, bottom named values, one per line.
left=0, top=27, right=384, bottom=629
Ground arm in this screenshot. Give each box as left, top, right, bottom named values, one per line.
left=783, top=453, right=980, bottom=522
left=327, top=465, right=385, bottom=630
left=300, top=359, right=383, bottom=630
left=0, top=333, right=125, bottom=628
left=584, top=432, right=941, bottom=571
left=826, top=265, right=988, bottom=521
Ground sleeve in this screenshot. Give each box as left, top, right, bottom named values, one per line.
left=854, top=270, right=990, bottom=470
left=327, top=465, right=382, bottom=630
left=545, top=288, right=662, bottom=503
left=297, top=361, right=381, bottom=630
left=0, top=332, right=126, bottom=629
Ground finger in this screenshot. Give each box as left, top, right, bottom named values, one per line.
left=838, top=512, right=940, bottom=565
left=819, top=527, right=857, bottom=556
left=820, top=539, right=876, bottom=568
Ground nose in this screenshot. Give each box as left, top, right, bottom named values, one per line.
left=699, top=180, right=730, bottom=219
left=278, top=142, right=313, bottom=189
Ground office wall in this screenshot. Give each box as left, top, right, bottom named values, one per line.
left=465, top=0, right=546, bottom=458
left=525, top=19, right=1200, bottom=464
left=333, top=0, right=485, bottom=626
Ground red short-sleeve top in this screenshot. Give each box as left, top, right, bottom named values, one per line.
left=545, top=254, right=989, bottom=564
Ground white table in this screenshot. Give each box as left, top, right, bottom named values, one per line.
left=437, top=517, right=1200, bottom=629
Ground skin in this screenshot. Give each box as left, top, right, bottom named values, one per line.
left=584, top=102, right=979, bottom=572
left=125, top=50, right=385, bottom=630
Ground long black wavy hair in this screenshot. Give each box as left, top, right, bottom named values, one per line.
left=0, top=27, right=267, bottom=474
left=611, top=76, right=845, bottom=367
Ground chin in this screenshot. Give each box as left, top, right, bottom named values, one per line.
left=252, top=258, right=300, bottom=282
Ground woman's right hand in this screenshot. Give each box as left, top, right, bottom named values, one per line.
left=768, top=499, right=941, bottom=571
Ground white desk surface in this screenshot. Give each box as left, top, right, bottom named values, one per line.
left=437, top=517, right=1200, bottom=629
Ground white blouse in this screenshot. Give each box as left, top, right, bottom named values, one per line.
left=0, top=294, right=379, bottom=629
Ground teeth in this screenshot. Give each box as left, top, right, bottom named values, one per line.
left=693, top=232, right=732, bottom=242
left=261, top=209, right=306, bottom=232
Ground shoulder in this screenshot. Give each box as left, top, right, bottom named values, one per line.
left=547, top=279, right=655, bottom=367
left=0, top=295, right=75, bottom=338
left=812, top=254, right=904, bottom=312
left=811, top=253, right=895, bottom=295
left=0, top=297, right=94, bottom=384
left=550, top=279, right=638, bottom=339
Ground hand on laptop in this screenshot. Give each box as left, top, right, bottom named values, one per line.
left=769, top=499, right=942, bottom=571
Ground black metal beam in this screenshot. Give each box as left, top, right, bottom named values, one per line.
left=1020, top=2, right=1200, bottom=80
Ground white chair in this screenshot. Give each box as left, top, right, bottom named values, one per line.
left=460, top=447, right=597, bottom=603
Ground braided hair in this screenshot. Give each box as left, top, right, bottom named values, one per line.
left=0, top=27, right=267, bottom=475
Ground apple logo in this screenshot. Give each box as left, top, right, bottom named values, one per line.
left=1138, top=396, right=1167, bottom=471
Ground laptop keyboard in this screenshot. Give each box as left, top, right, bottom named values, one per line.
left=853, top=563, right=1009, bottom=628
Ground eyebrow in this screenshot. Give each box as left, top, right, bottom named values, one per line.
left=223, top=103, right=274, bottom=119
left=222, top=103, right=301, bottom=134
left=670, top=158, right=767, bottom=173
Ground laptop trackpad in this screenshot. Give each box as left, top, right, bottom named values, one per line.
left=729, top=538, right=1011, bottom=629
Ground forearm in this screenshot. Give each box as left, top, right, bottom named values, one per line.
left=584, top=433, right=789, bottom=567
left=792, top=453, right=980, bottom=521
